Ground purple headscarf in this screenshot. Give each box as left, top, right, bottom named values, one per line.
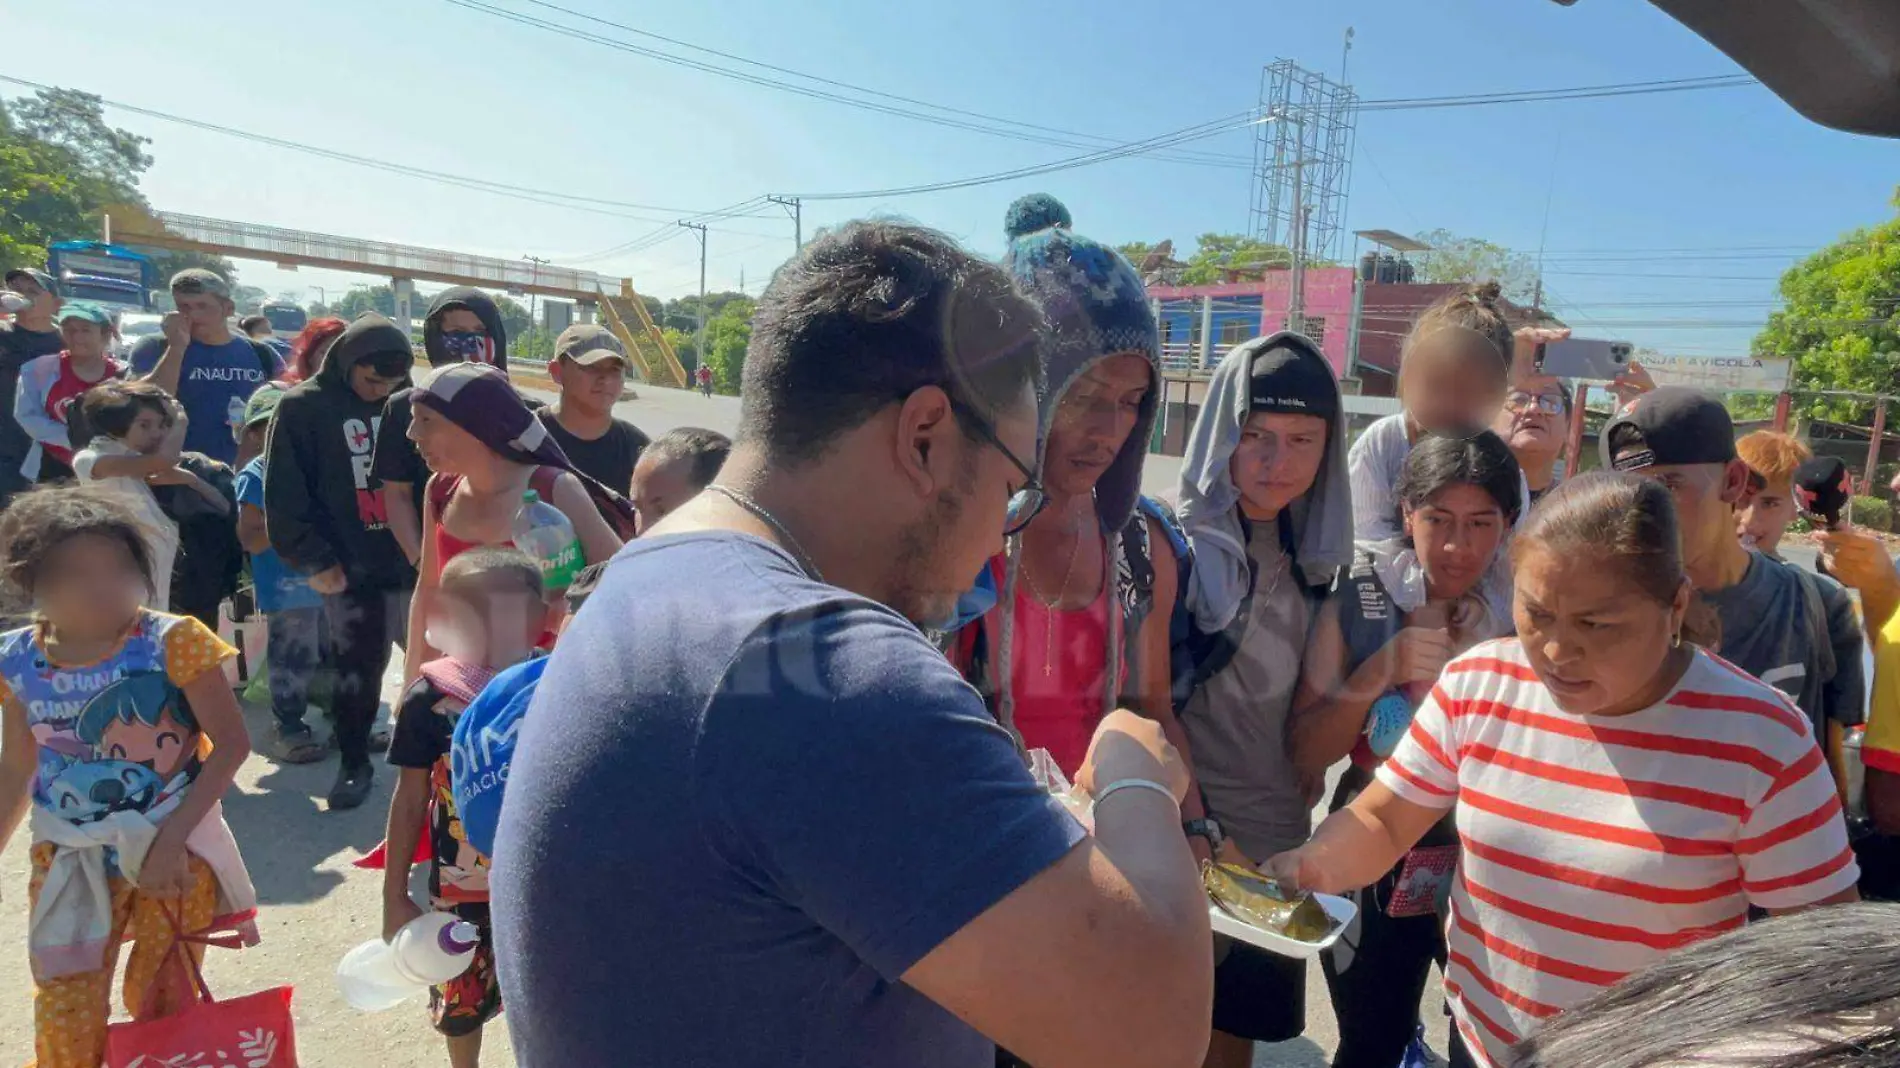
left=411, top=363, right=639, bottom=534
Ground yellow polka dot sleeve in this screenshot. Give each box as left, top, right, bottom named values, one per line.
left=160, top=614, right=239, bottom=690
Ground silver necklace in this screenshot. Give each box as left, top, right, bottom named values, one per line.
left=706, top=484, right=826, bottom=584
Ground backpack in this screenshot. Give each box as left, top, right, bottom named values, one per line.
left=154, top=454, right=245, bottom=610
left=245, top=338, right=281, bottom=380
left=450, top=656, right=547, bottom=858
left=956, top=495, right=1192, bottom=715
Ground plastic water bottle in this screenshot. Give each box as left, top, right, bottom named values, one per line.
left=511, top=489, right=583, bottom=590
left=335, top=912, right=480, bottom=1011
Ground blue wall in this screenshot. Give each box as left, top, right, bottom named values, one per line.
left=1157, top=296, right=1264, bottom=366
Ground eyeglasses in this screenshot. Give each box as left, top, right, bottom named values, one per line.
left=1505, top=391, right=1565, bottom=416
left=947, top=395, right=1047, bottom=536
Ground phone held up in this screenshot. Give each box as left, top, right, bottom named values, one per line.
left=1535, top=338, right=1634, bottom=382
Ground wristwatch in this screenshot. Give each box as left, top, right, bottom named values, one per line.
left=1183, top=817, right=1224, bottom=850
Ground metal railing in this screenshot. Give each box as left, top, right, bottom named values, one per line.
left=151, top=213, right=618, bottom=296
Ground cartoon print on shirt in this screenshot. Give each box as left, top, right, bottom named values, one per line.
left=44, top=759, right=164, bottom=825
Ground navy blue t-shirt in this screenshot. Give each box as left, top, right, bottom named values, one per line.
left=492, top=532, right=1084, bottom=1067
left=129, top=334, right=281, bottom=463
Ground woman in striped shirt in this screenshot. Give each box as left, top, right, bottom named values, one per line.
left=1267, top=472, right=1859, bottom=1068
left=1289, top=429, right=1522, bottom=1068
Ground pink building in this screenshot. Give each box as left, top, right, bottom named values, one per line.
left=1149, top=266, right=1357, bottom=379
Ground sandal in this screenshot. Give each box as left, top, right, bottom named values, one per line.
left=271, top=726, right=327, bottom=764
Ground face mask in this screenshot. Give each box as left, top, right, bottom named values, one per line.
left=439, top=331, right=493, bottom=365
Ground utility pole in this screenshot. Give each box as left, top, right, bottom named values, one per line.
left=523, top=255, right=550, bottom=338
left=1286, top=131, right=1308, bottom=339
left=680, top=222, right=708, bottom=372
left=767, top=195, right=802, bottom=251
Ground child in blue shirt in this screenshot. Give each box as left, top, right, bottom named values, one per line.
left=232, top=383, right=328, bottom=763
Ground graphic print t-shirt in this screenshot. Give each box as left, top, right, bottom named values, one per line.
left=389, top=673, right=488, bottom=905
left=129, top=335, right=282, bottom=463
left=0, top=611, right=235, bottom=833
left=1704, top=551, right=1865, bottom=740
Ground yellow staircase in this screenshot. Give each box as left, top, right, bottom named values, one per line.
left=598, top=279, right=689, bottom=389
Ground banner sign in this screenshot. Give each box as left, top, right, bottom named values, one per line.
left=1639, top=354, right=1793, bottom=393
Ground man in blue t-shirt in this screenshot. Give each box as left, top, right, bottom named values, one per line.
left=131, top=268, right=283, bottom=464
left=492, top=221, right=1215, bottom=1068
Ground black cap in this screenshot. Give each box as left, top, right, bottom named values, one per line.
left=4, top=268, right=57, bottom=297
left=1247, top=332, right=1337, bottom=422
left=1601, top=387, right=1737, bottom=471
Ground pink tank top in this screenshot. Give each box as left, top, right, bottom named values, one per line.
left=996, top=550, right=1125, bottom=779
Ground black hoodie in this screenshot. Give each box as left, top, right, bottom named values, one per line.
left=372, top=287, right=511, bottom=504
left=265, top=313, right=417, bottom=591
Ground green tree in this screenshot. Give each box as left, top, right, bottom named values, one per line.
left=7, top=89, right=149, bottom=198
left=1411, top=229, right=1541, bottom=304
left=0, top=90, right=241, bottom=287
left=662, top=325, right=696, bottom=368
left=333, top=285, right=396, bottom=320
left=1117, top=241, right=1154, bottom=265
left=491, top=294, right=532, bottom=341
left=1177, top=233, right=1299, bottom=284
left=1755, top=189, right=1900, bottom=423
left=702, top=299, right=754, bottom=394
left=231, top=284, right=268, bottom=315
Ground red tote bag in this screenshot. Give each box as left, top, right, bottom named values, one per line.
left=104, top=906, right=298, bottom=1068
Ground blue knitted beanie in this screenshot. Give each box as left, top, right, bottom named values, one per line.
left=1002, top=193, right=1160, bottom=533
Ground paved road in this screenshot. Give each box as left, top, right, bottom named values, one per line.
left=0, top=385, right=1418, bottom=1066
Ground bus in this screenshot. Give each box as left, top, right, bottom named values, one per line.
left=45, top=241, right=157, bottom=310
left=259, top=301, right=308, bottom=336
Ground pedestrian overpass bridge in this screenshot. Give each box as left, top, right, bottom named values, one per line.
left=116, top=212, right=691, bottom=387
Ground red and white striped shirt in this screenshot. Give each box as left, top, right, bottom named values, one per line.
left=1378, top=639, right=1858, bottom=1068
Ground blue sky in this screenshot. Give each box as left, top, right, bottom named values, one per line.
left=8, top=0, right=1897, bottom=355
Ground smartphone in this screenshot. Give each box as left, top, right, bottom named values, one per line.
left=1536, top=339, right=1634, bottom=381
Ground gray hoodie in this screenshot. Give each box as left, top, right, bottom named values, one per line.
left=1176, top=333, right=1354, bottom=634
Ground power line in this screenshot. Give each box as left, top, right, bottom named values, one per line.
left=444, top=0, right=1252, bottom=169
left=0, top=74, right=785, bottom=235
left=1359, top=74, right=1757, bottom=111
left=509, top=0, right=1249, bottom=168
left=786, top=111, right=1262, bottom=201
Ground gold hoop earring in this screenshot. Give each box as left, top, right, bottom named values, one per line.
left=1671, top=631, right=1683, bottom=649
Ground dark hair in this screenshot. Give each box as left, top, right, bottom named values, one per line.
left=239, top=315, right=270, bottom=336
left=82, top=380, right=174, bottom=440
left=1512, top=471, right=1718, bottom=646
left=439, top=545, right=546, bottom=605
left=1396, top=429, right=1523, bottom=527
left=0, top=486, right=155, bottom=596
left=739, top=220, right=1046, bottom=465
left=643, top=427, right=731, bottom=491
left=1403, top=281, right=1514, bottom=378
left=1509, top=903, right=1900, bottom=1068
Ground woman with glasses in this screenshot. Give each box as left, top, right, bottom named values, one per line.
left=1173, top=331, right=1356, bottom=1068
left=954, top=197, right=1200, bottom=811
left=1494, top=365, right=1652, bottom=515
left=1491, top=377, right=1572, bottom=512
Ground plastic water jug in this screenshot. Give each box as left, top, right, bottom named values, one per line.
left=511, top=489, right=583, bottom=590
left=335, top=912, right=480, bottom=1011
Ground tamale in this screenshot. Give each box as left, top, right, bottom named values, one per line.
left=1203, top=862, right=1334, bottom=943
